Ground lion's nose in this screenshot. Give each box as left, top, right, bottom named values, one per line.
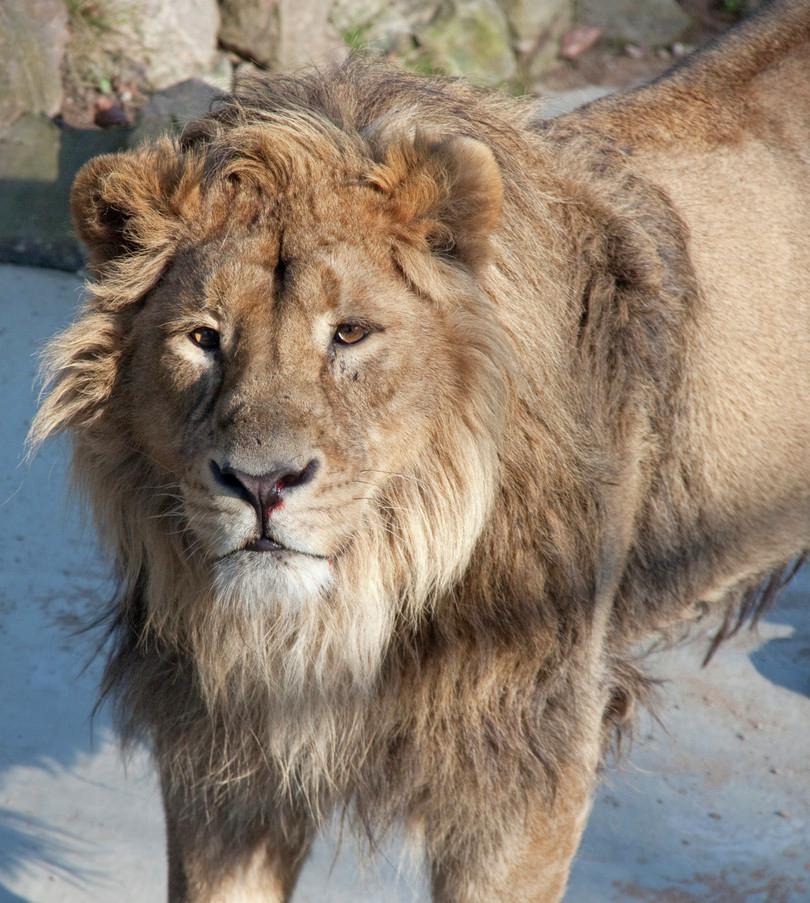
left=210, top=459, right=320, bottom=513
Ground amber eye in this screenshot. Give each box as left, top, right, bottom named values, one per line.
left=334, top=323, right=369, bottom=346
left=189, top=327, right=220, bottom=351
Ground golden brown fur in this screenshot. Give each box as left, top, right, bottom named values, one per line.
left=30, top=2, right=810, bottom=899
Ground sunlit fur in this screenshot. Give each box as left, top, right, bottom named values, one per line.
left=29, top=6, right=810, bottom=898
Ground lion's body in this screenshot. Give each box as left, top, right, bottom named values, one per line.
left=555, top=7, right=810, bottom=634
left=32, top=2, right=810, bottom=901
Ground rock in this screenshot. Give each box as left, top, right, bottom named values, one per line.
left=576, top=0, right=692, bottom=48
left=137, top=0, right=221, bottom=89
left=355, top=3, right=441, bottom=57
left=92, top=0, right=221, bottom=91
left=500, top=0, right=573, bottom=78
left=0, top=0, right=69, bottom=127
left=219, top=0, right=281, bottom=67
left=560, top=24, right=603, bottom=60
left=0, top=116, right=61, bottom=183
left=221, top=0, right=346, bottom=71
left=94, top=97, right=130, bottom=129
left=129, top=79, right=225, bottom=147
left=330, top=0, right=518, bottom=86
left=671, top=41, right=695, bottom=58
left=0, top=115, right=130, bottom=270
left=624, top=42, right=646, bottom=60
left=329, top=0, right=391, bottom=39
left=202, top=54, right=236, bottom=93
left=276, top=0, right=347, bottom=70
left=411, top=0, right=517, bottom=86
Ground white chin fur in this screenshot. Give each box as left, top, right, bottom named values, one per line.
left=212, top=550, right=333, bottom=611
left=203, top=545, right=391, bottom=696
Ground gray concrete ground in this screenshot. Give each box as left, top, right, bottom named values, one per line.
left=1, top=263, right=808, bottom=902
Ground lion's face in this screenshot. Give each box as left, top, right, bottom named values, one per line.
left=34, top=120, right=509, bottom=692
left=130, top=220, right=473, bottom=605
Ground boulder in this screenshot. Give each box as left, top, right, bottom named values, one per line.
left=328, top=0, right=515, bottom=83
left=576, top=0, right=692, bottom=47
left=349, top=2, right=441, bottom=57
left=130, top=79, right=226, bottom=147
left=329, top=0, right=392, bottom=39
left=220, top=0, right=347, bottom=71
left=202, top=54, right=236, bottom=93
left=81, top=0, right=221, bottom=91
left=0, top=0, right=68, bottom=128
left=412, top=0, right=517, bottom=86
left=500, top=0, right=573, bottom=78
left=275, top=0, right=347, bottom=70
left=131, top=0, right=220, bottom=89
left=219, top=0, right=280, bottom=67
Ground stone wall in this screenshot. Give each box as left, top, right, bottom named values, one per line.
left=0, top=0, right=757, bottom=270
left=4, top=0, right=717, bottom=135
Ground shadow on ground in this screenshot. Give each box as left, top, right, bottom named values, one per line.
left=749, top=601, right=810, bottom=699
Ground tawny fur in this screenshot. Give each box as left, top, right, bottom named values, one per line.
left=30, top=2, right=810, bottom=900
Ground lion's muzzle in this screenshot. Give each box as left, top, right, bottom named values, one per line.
left=209, top=456, right=323, bottom=553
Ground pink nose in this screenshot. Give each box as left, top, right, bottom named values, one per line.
left=209, top=459, right=320, bottom=515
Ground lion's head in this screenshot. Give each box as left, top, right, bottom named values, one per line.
left=31, top=85, right=513, bottom=701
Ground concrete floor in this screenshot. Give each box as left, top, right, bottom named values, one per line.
left=1, top=263, right=808, bottom=902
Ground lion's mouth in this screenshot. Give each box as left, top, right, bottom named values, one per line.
left=244, top=536, right=286, bottom=553
left=238, top=532, right=328, bottom=560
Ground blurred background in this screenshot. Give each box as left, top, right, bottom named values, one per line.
left=2, top=2, right=809, bottom=902
left=1, top=0, right=766, bottom=273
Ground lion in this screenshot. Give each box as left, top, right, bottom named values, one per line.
left=30, top=1, right=810, bottom=900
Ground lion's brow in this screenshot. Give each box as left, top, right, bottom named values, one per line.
left=318, top=265, right=343, bottom=310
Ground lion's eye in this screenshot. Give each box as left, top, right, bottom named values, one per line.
left=189, top=327, right=220, bottom=351
left=334, top=323, right=369, bottom=346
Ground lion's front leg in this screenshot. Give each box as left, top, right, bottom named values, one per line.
left=162, top=779, right=313, bottom=903
left=428, top=762, right=596, bottom=903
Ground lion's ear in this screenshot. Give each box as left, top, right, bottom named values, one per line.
left=368, top=133, right=502, bottom=273
left=70, top=145, right=181, bottom=268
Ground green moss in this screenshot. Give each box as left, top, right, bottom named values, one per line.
left=66, top=0, right=112, bottom=34
left=408, top=1, right=516, bottom=87
left=64, top=0, right=124, bottom=98
left=342, top=23, right=371, bottom=52
left=402, top=48, right=443, bottom=78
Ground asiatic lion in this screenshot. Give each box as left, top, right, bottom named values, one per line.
left=30, top=1, right=810, bottom=899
